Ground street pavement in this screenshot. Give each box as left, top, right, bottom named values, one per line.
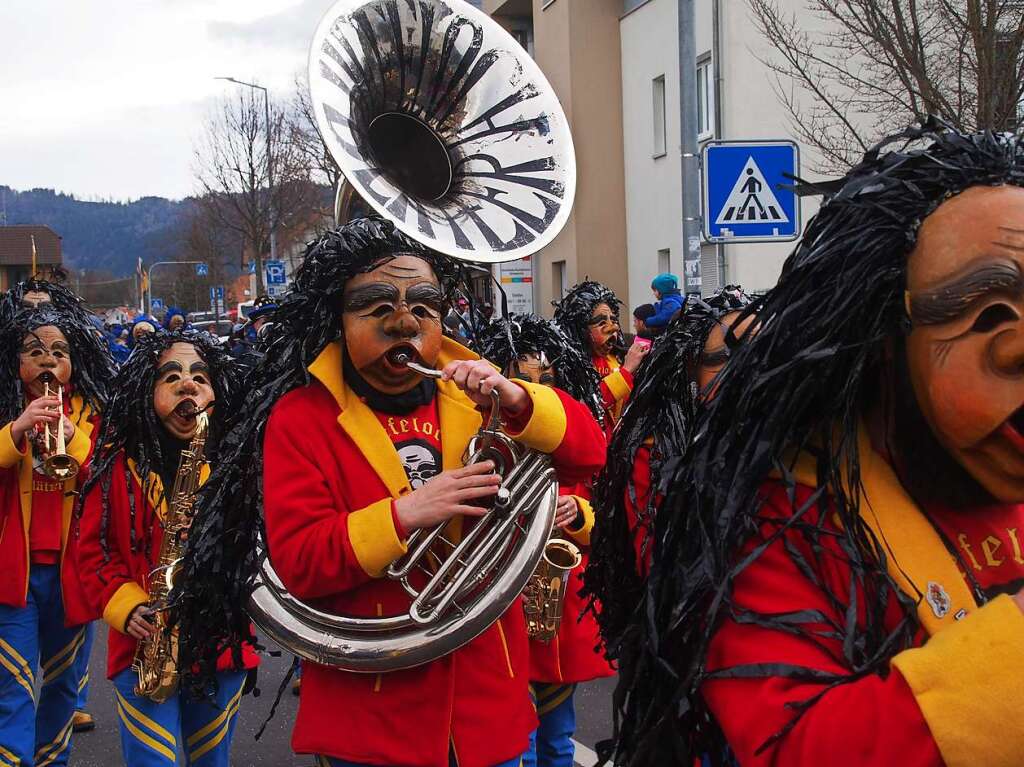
left=70, top=624, right=616, bottom=766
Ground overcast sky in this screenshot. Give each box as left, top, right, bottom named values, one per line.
left=1, top=0, right=338, bottom=202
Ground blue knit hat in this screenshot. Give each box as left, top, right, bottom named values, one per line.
left=651, top=273, right=679, bottom=294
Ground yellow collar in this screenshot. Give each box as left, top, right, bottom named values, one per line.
left=307, top=337, right=484, bottom=498
left=786, top=428, right=978, bottom=636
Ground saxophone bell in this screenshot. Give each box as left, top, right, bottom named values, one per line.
left=523, top=536, right=582, bottom=643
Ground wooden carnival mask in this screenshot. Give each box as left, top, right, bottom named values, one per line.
left=19, top=326, right=72, bottom=401
left=153, top=343, right=214, bottom=441
left=697, top=311, right=758, bottom=400
left=509, top=352, right=556, bottom=387
left=588, top=302, right=619, bottom=358
left=342, top=254, right=444, bottom=395
left=905, top=185, right=1024, bottom=502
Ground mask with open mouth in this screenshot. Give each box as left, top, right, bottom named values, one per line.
left=153, top=342, right=214, bottom=441
left=342, top=254, right=444, bottom=395
left=19, top=326, right=72, bottom=401
left=903, top=185, right=1024, bottom=503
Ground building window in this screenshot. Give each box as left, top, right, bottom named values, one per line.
left=552, top=260, right=567, bottom=299
left=697, top=57, right=714, bottom=139
left=652, top=75, right=667, bottom=158
left=658, top=248, right=671, bottom=275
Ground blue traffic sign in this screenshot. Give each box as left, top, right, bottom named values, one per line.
left=195, top=263, right=208, bottom=277
left=702, top=140, right=800, bottom=243
left=265, top=260, right=286, bottom=285
left=209, top=286, right=225, bottom=302
left=151, top=298, right=164, bottom=311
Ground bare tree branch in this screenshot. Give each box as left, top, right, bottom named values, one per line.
left=750, top=0, right=1024, bottom=173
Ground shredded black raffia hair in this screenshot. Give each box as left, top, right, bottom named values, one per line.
left=583, top=287, right=750, bottom=661
left=173, top=217, right=467, bottom=699
left=1, top=277, right=113, bottom=376
left=1, top=308, right=113, bottom=426
left=604, top=122, right=1024, bottom=766
left=552, top=281, right=626, bottom=363
left=78, top=331, right=240, bottom=566
left=475, top=313, right=604, bottom=422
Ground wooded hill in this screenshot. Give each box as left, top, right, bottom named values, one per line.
left=0, top=186, right=189, bottom=276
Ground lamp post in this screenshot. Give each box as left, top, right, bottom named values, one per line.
left=678, top=0, right=703, bottom=296
left=145, top=260, right=205, bottom=317
left=215, top=76, right=276, bottom=296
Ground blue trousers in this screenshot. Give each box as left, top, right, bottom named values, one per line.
left=524, top=683, right=577, bottom=767
left=0, top=564, right=86, bottom=767
left=317, top=753, right=524, bottom=766
left=113, top=668, right=246, bottom=766
left=74, top=622, right=95, bottom=711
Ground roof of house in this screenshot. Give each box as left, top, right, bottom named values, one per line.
left=0, top=225, right=62, bottom=266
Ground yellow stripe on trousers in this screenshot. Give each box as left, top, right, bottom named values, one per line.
left=115, top=691, right=177, bottom=751
left=42, top=630, right=85, bottom=685
left=41, top=629, right=84, bottom=673
left=116, top=700, right=176, bottom=763
left=34, top=714, right=74, bottom=767
left=0, top=637, right=34, bottom=696
left=188, top=694, right=241, bottom=763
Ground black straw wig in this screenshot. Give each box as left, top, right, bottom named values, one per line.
left=1, top=276, right=113, bottom=374
left=173, top=217, right=466, bottom=696
left=1, top=308, right=113, bottom=425
left=583, top=287, right=750, bottom=660
left=78, top=331, right=240, bottom=564
left=604, top=122, right=1024, bottom=765
left=475, top=313, right=604, bottom=422
left=552, top=281, right=625, bottom=362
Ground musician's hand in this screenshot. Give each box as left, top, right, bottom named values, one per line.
left=126, top=605, right=157, bottom=640
left=441, top=360, right=529, bottom=416
left=554, top=495, right=580, bottom=530
left=1014, top=588, right=1024, bottom=615
left=393, top=461, right=501, bottom=532
left=62, top=414, right=75, bottom=441
left=10, top=396, right=61, bottom=447
left=622, top=342, right=651, bottom=374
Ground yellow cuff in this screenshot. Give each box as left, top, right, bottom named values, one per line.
left=0, top=424, right=27, bottom=470
left=603, top=370, right=632, bottom=404
left=347, top=499, right=408, bottom=578
left=565, top=496, right=594, bottom=546
left=891, top=594, right=1024, bottom=766
left=103, top=582, right=150, bottom=634
left=65, top=423, right=91, bottom=466
left=504, top=382, right=567, bottom=454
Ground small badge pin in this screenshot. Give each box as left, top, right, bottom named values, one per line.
left=926, top=581, right=951, bottom=619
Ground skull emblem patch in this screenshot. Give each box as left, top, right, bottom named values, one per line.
left=397, top=440, right=441, bottom=489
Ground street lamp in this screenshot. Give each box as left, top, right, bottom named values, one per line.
left=215, top=76, right=277, bottom=294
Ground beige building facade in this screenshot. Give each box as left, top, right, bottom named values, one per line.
left=485, top=0, right=630, bottom=315
left=485, top=0, right=824, bottom=316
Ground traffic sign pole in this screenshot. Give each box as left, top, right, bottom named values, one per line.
left=678, top=0, right=703, bottom=295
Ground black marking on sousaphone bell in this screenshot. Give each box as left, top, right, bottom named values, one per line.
left=313, top=0, right=572, bottom=256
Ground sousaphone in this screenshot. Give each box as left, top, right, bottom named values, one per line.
left=247, top=0, right=576, bottom=672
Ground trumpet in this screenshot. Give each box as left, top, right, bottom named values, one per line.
left=41, top=382, right=79, bottom=482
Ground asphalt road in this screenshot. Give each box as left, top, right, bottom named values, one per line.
left=70, top=624, right=616, bottom=766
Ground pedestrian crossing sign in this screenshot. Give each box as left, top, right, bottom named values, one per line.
left=702, top=140, right=800, bottom=243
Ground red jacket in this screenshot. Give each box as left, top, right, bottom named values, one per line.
left=78, top=452, right=260, bottom=679
left=703, top=433, right=1024, bottom=766
left=263, top=339, right=606, bottom=767
left=593, top=354, right=633, bottom=428
left=0, top=397, right=97, bottom=625
left=529, top=484, right=614, bottom=684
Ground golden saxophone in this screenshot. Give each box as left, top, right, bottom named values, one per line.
left=523, top=532, right=582, bottom=643
left=133, top=411, right=209, bottom=702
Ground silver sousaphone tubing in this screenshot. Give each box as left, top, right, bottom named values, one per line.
left=249, top=354, right=559, bottom=672
left=248, top=0, right=572, bottom=673
left=314, top=0, right=576, bottom=261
